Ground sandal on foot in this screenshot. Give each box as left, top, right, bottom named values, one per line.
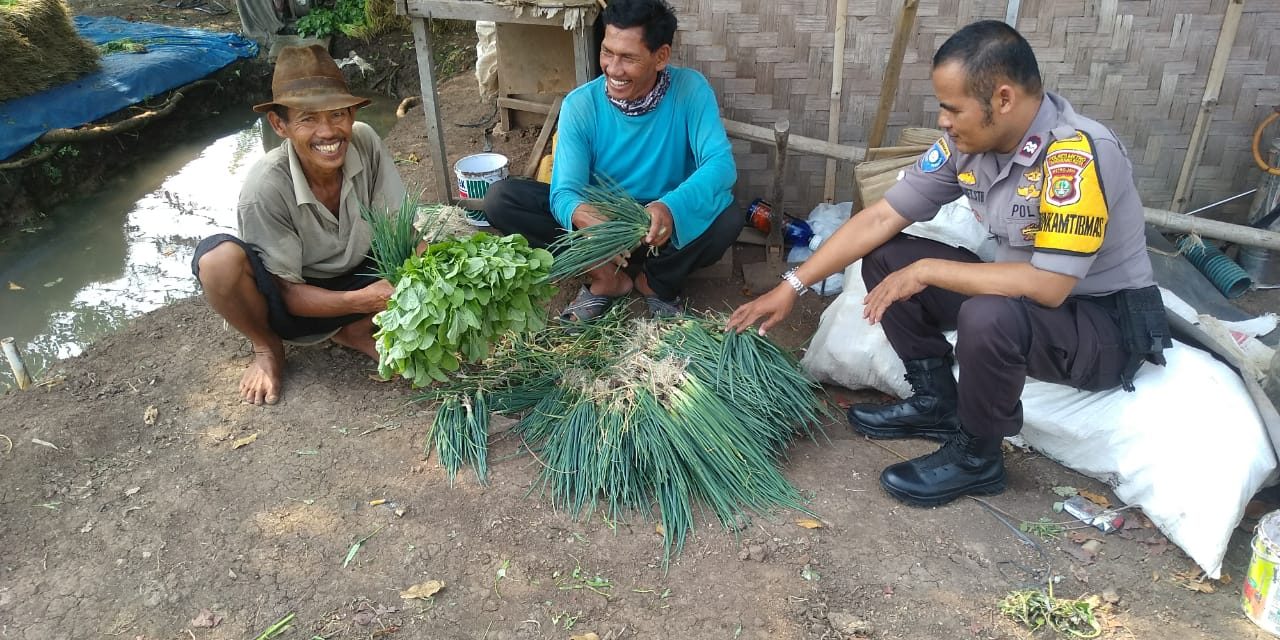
left=645, top=294, right=684, bottom=318
left=559, top=285, right=623, bottom=323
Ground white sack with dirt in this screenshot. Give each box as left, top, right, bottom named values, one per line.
left=802, top=218, right=1276, bottom=579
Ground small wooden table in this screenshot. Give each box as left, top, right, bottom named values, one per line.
left=395, top=0, right=599, bottom=202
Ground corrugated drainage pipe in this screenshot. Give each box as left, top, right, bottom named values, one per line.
left=1176, top=234, right=1253, bottom=299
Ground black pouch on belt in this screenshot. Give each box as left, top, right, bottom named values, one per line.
left=1115, top=284, right=1173, bottom=391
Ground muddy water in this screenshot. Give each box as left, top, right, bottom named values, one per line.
left=0, top=100, right=399, bottom=390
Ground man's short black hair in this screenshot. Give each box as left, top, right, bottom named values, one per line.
left=270, top=104, right=290, bottom=122
left=602, top=0, right=677, bottom=52
left=934, top=20, right=1043, bottom=119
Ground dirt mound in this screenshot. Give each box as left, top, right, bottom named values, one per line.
left=0, top=0, right=101, bottom=102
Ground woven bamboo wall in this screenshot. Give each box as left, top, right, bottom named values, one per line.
left=670, top=0, right=1280, bottom=219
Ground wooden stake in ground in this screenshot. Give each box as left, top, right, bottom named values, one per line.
left=822, top=0, right=849, bottom=202
left=866, top=0, right=919, bottom=151
left=1171, top=0, right=1244, bottom=212
left=523, top=95, right=563, bottom=178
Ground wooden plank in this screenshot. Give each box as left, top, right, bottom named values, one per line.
left=523, top=96, right=563, bottom=178
left=866, top=0, right=918, bottom=150
left=410, top=18, right=453, bottom=202
left=721, top=118, right=865, bottom=163
left=1171, top=0, right=1244, bottom=212
left=402, top=0, right=584, bottom=26
left=572, top=24, right=595, bottom=86
left=497, top=97, right=552, bottom=115
left=822, top=0, right=849, bottom=202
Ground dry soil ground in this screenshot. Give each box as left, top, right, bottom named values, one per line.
left=3, top=2, right=1280, bottom=638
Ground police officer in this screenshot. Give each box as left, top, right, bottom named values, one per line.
left=726, top=20, right=1166, bottom=506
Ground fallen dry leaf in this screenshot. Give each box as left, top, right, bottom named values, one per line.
left=796, top=518, right=824, bottom=529
left=655, top=523, right=665, bottom=536
left=143, top=405, right=158, bottom=426
left=1078, top=489, right=1112, bottom=508
left=231, top=433, right=258, bottom=449
left=1069, top=530, right=1103, bottom=545
left=1171, top=569, right=1217, bottom=593
left=1062, top=541, right=1097, bottom=565
left=31, top=438, right=60, bottom=451
left=400, top=579, right=444, bottom=600
left=190, top=608, right=223, bottom=628
left=569, top=633, right=599, bottom=640
left=7, top=281, right=23, bottom=291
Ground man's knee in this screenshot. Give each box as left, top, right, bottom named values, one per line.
left=196, top=240, right=252, bottom=292
left=861, top=241, right=898, bottom=289
left=483, top=178, right=525, bottom=229
left=956, top=296, right=1029, bottom=357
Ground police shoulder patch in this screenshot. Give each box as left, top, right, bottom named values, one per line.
left=1036, top=131, right=1107, bottom=256
left=918, top=137, right=951, bottom=173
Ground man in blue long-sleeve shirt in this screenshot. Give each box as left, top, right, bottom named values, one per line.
left=486, top=0, right=739, bottom=320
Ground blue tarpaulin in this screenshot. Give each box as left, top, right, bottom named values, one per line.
left=0, top=16, right=258, bottom=161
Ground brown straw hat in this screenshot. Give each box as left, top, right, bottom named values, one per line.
left=252, top=44, right=371, bottom=114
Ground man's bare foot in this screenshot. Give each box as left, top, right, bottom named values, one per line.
left=241, top=346, right=284, bottom=405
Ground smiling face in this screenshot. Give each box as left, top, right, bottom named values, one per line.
left=599, top=24, right=670, bottom=102
left=268, top=106, right=356, bottom=178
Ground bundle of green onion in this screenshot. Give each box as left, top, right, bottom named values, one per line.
left=419, top=310, right=832, bottom=563
left=546, top=177, right=651, bottom=282
left=361, top=195, right=429, bottom=285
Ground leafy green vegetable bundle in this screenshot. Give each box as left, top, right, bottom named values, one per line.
left=373, top=233, right=556, bottom=386
left=421, top=310, right=833, bottom=563
left=363, top=199, right=557, bottom=388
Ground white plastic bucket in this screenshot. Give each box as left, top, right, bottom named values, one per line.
left=1244, top=510, right=1280, bottom=636
left=454, top=153, right=508, bottom=226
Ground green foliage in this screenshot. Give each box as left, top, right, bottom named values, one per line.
left=546, top=176, right=651, bottom=282
left=295, top=0, right=368, bottom=39
left=362, top=196, right=426, bottom=285
left=999, top=587, right=1102, bottom=637
left=373, top=232, right=556, bottom=387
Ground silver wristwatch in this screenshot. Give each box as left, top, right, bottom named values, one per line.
left=781, top=267, right=808, bottom=296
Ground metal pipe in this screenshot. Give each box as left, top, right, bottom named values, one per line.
left=1184, top=189, right=1257, bottom=217
left=2, top=337, right=32, bottom=390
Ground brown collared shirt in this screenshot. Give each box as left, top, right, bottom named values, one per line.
left=884, top=92, right=1154, bottom=296
left=237, top=121, right=406, bottom=283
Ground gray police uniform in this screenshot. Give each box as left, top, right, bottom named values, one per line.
left=866, top=91, right=1157, bottom=438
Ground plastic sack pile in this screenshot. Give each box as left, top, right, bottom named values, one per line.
left=801, top=201, right=1275, bottom=578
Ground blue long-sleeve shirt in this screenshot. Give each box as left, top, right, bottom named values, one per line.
left=550, top=65, right=736, bottom=249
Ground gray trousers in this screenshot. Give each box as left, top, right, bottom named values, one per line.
left=862, top=234, right=1128, bottom=438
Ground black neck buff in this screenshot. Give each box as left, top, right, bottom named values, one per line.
left=605, top=69, right=671, bottom=117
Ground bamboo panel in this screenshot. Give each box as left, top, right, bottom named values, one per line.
left=668, top=0, right=1280, bottom=218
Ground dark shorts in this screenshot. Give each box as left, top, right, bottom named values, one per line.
left=191, top=233, right=379, bottom=341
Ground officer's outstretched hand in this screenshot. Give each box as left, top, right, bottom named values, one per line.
left=726, top=283, right=796, bottom=335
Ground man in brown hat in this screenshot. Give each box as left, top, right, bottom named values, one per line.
left=192, top=44, right=406, bottom=405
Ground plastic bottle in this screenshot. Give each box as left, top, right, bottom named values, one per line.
left=783, top=218, right=814, bottom=248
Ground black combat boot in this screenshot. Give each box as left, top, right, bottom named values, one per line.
left=879, top=428, right=1006, bottom=507
left=847, top=356, right=959, bottom=441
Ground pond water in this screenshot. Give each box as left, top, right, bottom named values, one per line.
left=0, top=99, right=400, bottom=390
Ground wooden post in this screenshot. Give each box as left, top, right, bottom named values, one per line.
left=767, top=119, right=791, bottom=267
left=1171, top=0, right=1244, bottom=212
left=822, top=0, right=849, bottom=202
left=523, top=96, right=563, bottom=178
left=2, top=337, right=31, bottom=390
left=410, top=18, right=453, bottom=203
left=866, top=0, right=918, bottom=151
